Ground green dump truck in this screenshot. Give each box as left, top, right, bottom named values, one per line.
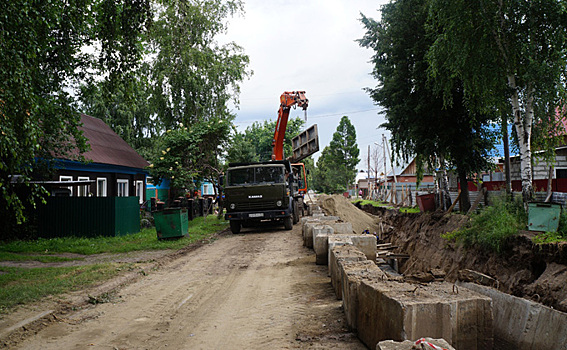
left=224, top=160, right=302, bottom=234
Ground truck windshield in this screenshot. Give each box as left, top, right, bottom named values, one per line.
left=228, top=166, right=285, bottom=186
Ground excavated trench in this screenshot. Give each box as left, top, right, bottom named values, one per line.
left=316, top=194, right=567, bottom=349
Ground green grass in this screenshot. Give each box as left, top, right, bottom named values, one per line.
left=442, top=194, right=527, bottom=253
left=352, top=198, right=419, bottom=213
left=0, top=216, right=228, bottom=256
left=0, top=263, right=128, bottom=313
left=0, top=252, right=82, bottom=263
left=532, top=210, right=567, bottom=244
left=0, top=216, right=228, bottom=313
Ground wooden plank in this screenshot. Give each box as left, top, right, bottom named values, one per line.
left=447, top=189, right=461, bottom=214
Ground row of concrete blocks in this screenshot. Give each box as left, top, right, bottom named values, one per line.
left=301, top=214, right=377, bottom=265
left=302, top=211, right=493, bottom=350
left=329, top=245, right=493, bottom=350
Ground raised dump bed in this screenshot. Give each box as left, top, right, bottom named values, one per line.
left=356, top=280, right=493, bottom=350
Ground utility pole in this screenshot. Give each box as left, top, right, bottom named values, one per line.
left=367, top=145, right=371, bottom=199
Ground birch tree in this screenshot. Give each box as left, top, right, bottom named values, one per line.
left=428, top=0, right=567, bottom=203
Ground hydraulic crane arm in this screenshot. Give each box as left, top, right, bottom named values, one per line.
left=271, top=91, right=309, bottom=161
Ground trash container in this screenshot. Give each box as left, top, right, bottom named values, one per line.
left=528, top=202, right=562, bottom=232
left=153, top=208, right=189, bottom=239
left=416, top=193, right=436, bottom=212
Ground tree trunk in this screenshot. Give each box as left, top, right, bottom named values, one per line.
left=508, top=75, right=533, bottom=204
left=458, top=168, right=471, bottom=213
left=502, top=113, right=512, bottom=196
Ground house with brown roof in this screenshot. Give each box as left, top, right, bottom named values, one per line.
left=51, top=114, right=149, bottom=204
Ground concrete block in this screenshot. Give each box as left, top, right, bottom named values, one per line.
left=350, top=235, right=377, bottom=261
left=327, top=222, right=353, bottom=234
left=357, top=280, right=493, bottom=350
left=326, top=236, right=353, bottom=270
left=329, top=245, right=367, bottom=298
left=312, top=225, right=334, bottom=258
left=315, top=234, right=351, bottom=265
left=302, top=220, right=323, bottom=248
left=377, top=338, right=455, bottom=350
left=313, top=226, right=333, bottom=264
left=341, top=260, right=386, bottom=331
left=458, top=281, right=567, bottom=350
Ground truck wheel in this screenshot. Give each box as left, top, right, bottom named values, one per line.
left=283, top=216, right=293, bottom=230
left=230, top=220, right=241, bottom=234
left=292, top=201, right=299, bottom=224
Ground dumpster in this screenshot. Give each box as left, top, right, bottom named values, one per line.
left=416, top=193, right=436, bottom=212
left=153, top=208, right=189, bottom=239
left=528, top=202, right=562, bottom=232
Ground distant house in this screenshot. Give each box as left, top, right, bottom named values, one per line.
left=51, top=114, right=149, bottom=203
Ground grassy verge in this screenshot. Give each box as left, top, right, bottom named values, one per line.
left=0, top=216, right=228, bottom=313
left=442, top=195, right=527, bottom=253
left=0, top=216, right=228, bottom=256
left=0, top=263, right=129, bottom=313
left=352, top=199, right=420, bottom=213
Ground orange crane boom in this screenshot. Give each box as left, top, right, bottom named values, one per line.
left=271, top=91, right=309, bottom=161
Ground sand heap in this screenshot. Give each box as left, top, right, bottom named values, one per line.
left=317, top=194, right=380, bottom=234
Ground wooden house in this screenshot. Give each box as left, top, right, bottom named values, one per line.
left=51, top=114, right=149, bottom=204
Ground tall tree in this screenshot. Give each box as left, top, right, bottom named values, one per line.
left=149, top=0, right=250, bottom=130
left=427, top=0, right=567, bottom=203
left=315, top=116, right=360, bottom=193
left=359, top=0, right=495, bottom=211
left=0, top=0, right=91, bottom=231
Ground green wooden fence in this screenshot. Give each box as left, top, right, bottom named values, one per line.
left=37, top=197, right=140, bottom=238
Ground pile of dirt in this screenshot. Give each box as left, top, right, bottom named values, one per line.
left=367, top=207, right=567, bottom=313
left=317, top=194, right=381, bottom=234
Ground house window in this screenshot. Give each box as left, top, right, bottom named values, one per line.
left=117, top=179, right=129, bottom=197
left=97, top=178, right=107, bottom=197
left=77, top=176, right=90, bottom=197
left=556, top=168, right=567, bottom=179
left=136, top=180, right=144, bottom=204
left=59, top=175, right=73, bottom=196
left=203, top=184, right=209, bottom=195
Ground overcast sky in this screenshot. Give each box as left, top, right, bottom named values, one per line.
left=221, top=0, right=391, bottom=171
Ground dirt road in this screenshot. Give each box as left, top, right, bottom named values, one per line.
left=13, top=224, right=365, bottom=350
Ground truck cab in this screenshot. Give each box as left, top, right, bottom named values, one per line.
left=224, top=160, right=297, bottom=234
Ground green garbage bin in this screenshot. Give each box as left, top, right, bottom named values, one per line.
left=153, top=208, right=189, bottom=239
left=528, top=202, right=562, bottom=232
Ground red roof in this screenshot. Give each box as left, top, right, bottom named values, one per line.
left=77, top=114, right=149, bottom=169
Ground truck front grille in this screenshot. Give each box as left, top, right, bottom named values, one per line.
left=238, top=201, right=277, bottom=210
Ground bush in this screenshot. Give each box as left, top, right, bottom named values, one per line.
left=442, top=194, right=526, bottom=253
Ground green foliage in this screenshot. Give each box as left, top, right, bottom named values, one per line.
left=442, top=195, right=526, bottom=253
left=313, top=117, right=360, bottom=193
left=427, top=0, right=567, bottom=201
left=0, top=0, right=91, bottom=229
left=148, top=118, right=231, bottom=191
left=359, top=0, right=495, bottom=212
left=532, top=211, right=567, bottom=244
left=149, top=0, right=250, bottom=130
left=226, top=118, right=305, bottom=163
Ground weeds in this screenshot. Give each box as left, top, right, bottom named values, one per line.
left=442, top=194, right=527, bottom=253
left=532, top=210, right=567, bottom=244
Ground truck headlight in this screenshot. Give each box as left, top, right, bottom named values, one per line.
left=276, top=200, right=282, bottom=207
left=230, top=203, right=236, bottom=209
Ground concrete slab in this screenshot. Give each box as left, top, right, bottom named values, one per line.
left=316, top=235, right=351, bottom=265
left=340, top=260, right=386, bottom=331
left=356, top=280, right=493, bottom=350
left=457, top=281, right=567, bottom=350
left=350, top=235, right=377, bottom=261
left=329, top=245, right=367, bottom=298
